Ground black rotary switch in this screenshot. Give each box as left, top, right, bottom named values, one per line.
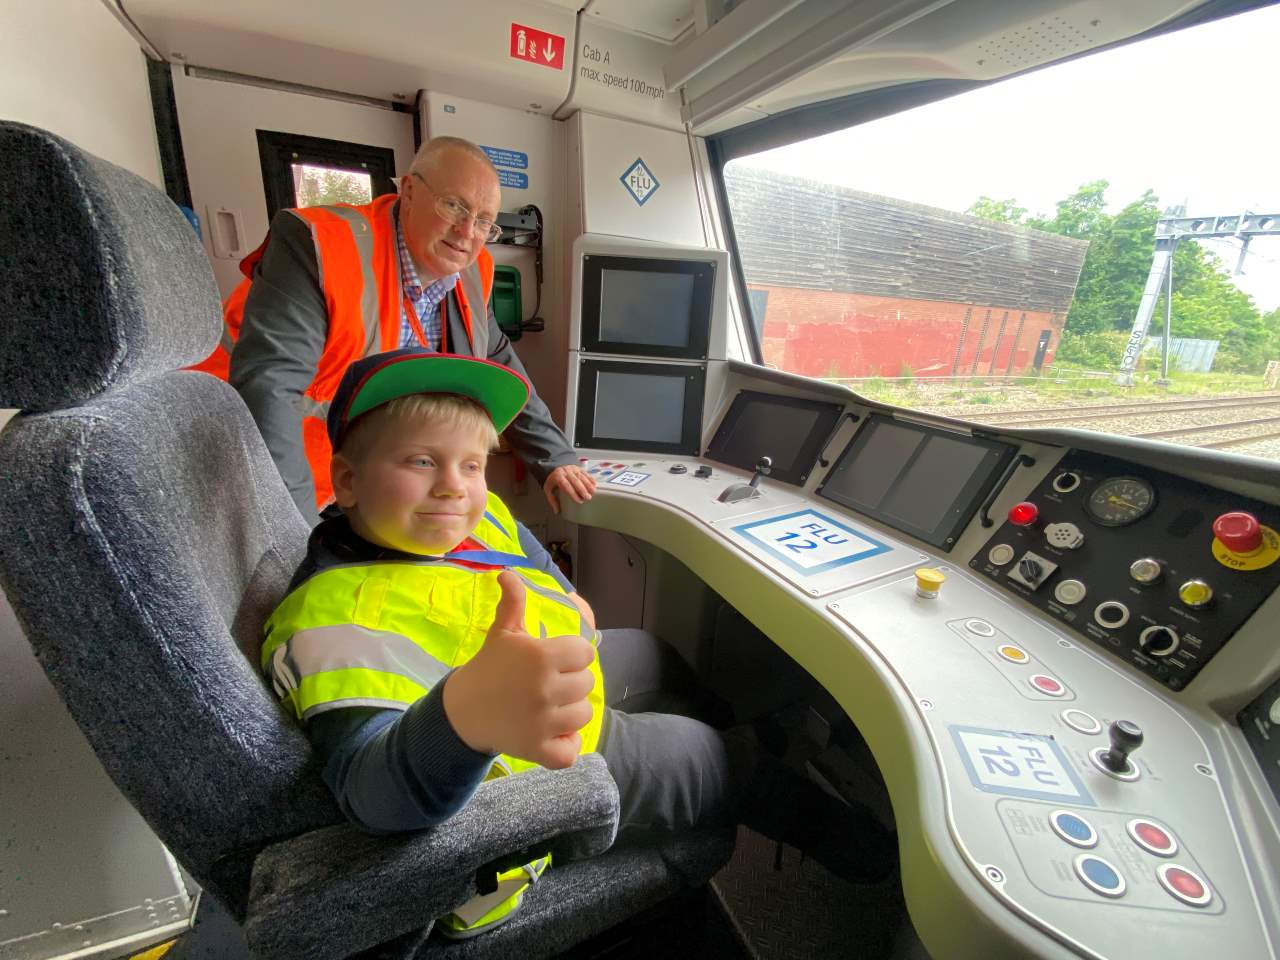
left=1018, top=556, right=1044, bottom=582
left=1100, top=720, right=1143, bottom=774
left=1138, top=625, right=1179, bottom=658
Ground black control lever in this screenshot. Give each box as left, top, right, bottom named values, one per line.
left=748, top=456, right=772, bottom=490
left=1100, top=720, right=1143, bottom=774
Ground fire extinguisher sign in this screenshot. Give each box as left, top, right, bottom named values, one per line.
left=510, top=23, right=566, bottom=70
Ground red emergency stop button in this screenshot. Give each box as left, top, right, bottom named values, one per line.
left=1213, top=512, right=1262, bottom=553
left=1009, top=502, right=1039, bottom=527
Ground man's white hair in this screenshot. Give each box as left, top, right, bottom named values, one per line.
left=407, top=136, right=498, bottom=181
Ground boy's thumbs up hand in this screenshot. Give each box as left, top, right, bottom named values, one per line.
left=443, top=572, right=596, bottom=769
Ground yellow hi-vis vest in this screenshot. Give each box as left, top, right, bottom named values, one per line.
left=260, top=494, right=603, bottom=938
left=261, top=493, right=606, bottom=770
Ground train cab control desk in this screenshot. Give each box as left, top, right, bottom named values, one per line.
left=567, top=452, right=1277, bottom=960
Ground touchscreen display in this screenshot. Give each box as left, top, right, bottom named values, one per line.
left=594, top=371, right=685, bottom=443
left=706, top=391, right=844, bottom=486
left=819, top=415, right=1013, bottom=548
left=600, top=270, right=695, bottom=348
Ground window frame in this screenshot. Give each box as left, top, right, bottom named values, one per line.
left=702, top=0, right=1264, bottom=370
left=256, top=130, right=398, bottom=222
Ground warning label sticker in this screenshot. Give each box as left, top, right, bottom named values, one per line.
left=510, top=23, right=565, bottom=70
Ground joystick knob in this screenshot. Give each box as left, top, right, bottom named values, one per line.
left=748, top=456, right=773, bottom=491
left=1100, top=720, right=1143, bottom=774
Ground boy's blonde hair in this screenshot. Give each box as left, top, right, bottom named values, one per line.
left=337, top=393, right=499, bottom=463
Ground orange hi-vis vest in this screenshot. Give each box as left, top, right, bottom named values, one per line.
left=194, top=194, right=494, bottom=508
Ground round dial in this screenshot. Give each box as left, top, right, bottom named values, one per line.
left=1086, top=477, right=1156, bottom=527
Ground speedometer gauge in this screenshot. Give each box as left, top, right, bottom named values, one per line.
left=1085, top=476, right=1156, bottom=527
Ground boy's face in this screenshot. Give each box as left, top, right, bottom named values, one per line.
left=332, top=412, right=489, bottom=556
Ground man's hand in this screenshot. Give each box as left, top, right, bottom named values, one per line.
left=443, top=572, right=596, bottom=769
left=543, top=464, right=597, bottom=514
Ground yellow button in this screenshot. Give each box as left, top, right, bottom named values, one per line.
left=1178, top=580, right=1213, bottom=608
left=915, top=567, right=946, bottom=597
left=998, top=644, right=1029, bottom=663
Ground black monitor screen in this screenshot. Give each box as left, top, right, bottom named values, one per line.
left=706, top=391, right=845, bottom=486
left=819, top=415, right=1014, bottom=549
left=600, top=269, right=696, bottom=348
left=581, top=255, right=713, bottom=359
left=574, top=359, right=705, bottom=455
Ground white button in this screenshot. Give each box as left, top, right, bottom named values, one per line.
left=988, top=544, right=1015, bottom=566
left=965, top=619, right=996, bottom=637
left=1270, top=698, right=1280, bottom=726
left=1054, top=580, right=1087, bottom=605
left=1062, top=709, right=1102, bottom=735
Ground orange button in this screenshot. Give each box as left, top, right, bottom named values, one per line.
left=998, top=644, right=1029, bottom=663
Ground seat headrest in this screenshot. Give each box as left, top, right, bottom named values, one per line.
left=0, top=122, right=222, bottom=411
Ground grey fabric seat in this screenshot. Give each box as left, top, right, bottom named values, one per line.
left=0, top=121, right=734, bottom=960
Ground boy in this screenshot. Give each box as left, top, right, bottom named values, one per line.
left=263, top=348, right=895, bottom=936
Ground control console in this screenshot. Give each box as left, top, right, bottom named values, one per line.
left=972, top=450, right=1280, bottom=690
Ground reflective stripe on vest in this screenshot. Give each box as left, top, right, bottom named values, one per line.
left=194, top=195, right=496, bottom=509
left=262, top=505, right=605, bottom=764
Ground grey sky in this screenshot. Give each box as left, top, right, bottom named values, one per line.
left=735, top=5, right=1279, bottom=310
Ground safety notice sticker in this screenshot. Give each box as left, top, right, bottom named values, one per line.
left=497, top=170, right=529, bottom=190
left=510, top=23, right=565, bottom=70
left=620, top=158, right=659, bottom=206
left=481, top=146, right=529, bottom=170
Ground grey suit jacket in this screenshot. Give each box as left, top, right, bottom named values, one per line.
left=228, top=208, right=577, bottom=517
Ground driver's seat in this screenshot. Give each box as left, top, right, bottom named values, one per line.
left=0, top=121, right=733, bottom=960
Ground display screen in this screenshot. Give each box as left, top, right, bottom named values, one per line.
left=594, top=371, right=684, bottom=443
left=574, top=359, right=705, bottom=455
left=950, top=726, right=1094, bottom=805
left=819, top=414, right=1014, bottom=549
left=706, top=391, right=845, bottom=486
left=581, top=255, right=713, bottom=360
left=600, top=269, right=696, bottom=348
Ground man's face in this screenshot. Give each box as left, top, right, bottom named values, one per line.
left=334, top=413, right=489, bottom=556
left=401, top=149, right=501, bottom=281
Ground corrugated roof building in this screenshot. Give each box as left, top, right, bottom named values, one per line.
left=724, top=166, right=1089, bottom=379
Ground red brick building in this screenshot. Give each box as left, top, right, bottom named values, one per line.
left=725, top=167, right=1089, bottom=379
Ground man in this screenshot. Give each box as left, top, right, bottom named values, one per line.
left=196, top=136, right=595, bottom=518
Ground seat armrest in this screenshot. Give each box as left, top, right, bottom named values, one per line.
left=244, top=753, right=618, bottom=960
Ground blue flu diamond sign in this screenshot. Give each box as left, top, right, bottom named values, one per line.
left=620, top=158, right=660, bottom=206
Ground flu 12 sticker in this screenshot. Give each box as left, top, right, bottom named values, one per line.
left=733, top=510, right=890, bottom=574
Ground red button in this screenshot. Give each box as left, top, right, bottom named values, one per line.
left=1167, top=869, right=1202, bottom=898
left=1030, top=674, right=1066, bottom=696
left=1214, top=512, right=1262, bottom=553
left=1129, top=819, right=1177, bottom=856
left=1009, top=502, right=1039, bottom=526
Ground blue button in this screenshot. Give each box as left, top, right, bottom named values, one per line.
left=1050, top=811, right=1097, bottom=848
left=601, top=471, right=613, bottom=476
left=588, top=468, right=600, bottom=475
left=1075, top=855, right=1125, bottom=898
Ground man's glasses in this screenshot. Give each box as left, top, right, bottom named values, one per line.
left=412, top=172, right=502, bottom=243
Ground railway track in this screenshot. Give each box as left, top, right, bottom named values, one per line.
left=966, top=393, right=1280, bottom=427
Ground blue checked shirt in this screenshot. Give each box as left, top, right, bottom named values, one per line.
left=395, top=209, right=457, bottom=350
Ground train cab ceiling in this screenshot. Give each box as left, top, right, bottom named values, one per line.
left=113, top=0, right=1235, bottom=134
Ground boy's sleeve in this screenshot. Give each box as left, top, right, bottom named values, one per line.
left=306, top=678, right=496, bottom=833
left=516, top=520, right=573, bottom=593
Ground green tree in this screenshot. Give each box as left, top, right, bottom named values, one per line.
left=295, top=166, right=371, bottom=207
left=966, top=196, right=1027, bottom=223
left=967, top=180, right=1274, bottom=372
left=1027, top=179, right=1110, bottom=239
left=1165, top=245, right=1269, bottom=370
